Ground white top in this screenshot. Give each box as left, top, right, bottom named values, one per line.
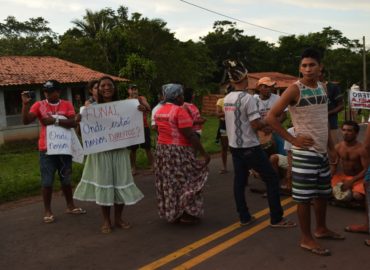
left=224, top=91, right=261, bottom=148
left=254, top=93, right=286, bottom=119
left=151, top=103, right=163, bottom=126
left=284, top=127, right=296, bottom=151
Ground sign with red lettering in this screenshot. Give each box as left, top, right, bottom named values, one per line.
left=350, top=90, right=370, bottom=109
left=80, top=99, right=144, bottom=155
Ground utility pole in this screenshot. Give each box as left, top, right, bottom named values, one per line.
left=363, top=36, right=367, bottom=91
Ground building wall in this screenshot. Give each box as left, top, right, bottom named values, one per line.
left=201, top=94, right=224, bottom=116
left=1, top=124, right=40, bottom=144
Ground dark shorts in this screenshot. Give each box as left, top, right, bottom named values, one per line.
left=128, top=127, right=151, bottom=150
left=39, top=152, right=72, bottom=187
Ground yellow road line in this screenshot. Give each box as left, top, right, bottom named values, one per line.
left=172, top=205, right=297, bottom=270
left=138, top=198, right=293, bottom=270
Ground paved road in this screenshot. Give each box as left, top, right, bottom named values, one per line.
left=1, top=151, right=369, bottom=270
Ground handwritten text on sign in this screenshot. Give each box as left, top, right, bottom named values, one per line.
left=80, top=99, right=144, bottom=155
left=350, top=90, right=370, bottom=109
left=46, top=116, right=84, bottom=163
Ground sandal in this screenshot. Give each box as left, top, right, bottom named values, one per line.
left=344, top=224, right=369, bottom=234
left=365, top=240, right=370, bottom=247
left=300, top=244, right=331, bottom=256
left=65, top=207, right=87, bottom=215
left=115, top=221, right=132, bottom=229
left=101, top=225, right=112, bottom=234
left=314, top=231, right=345, bottom=240
left=43, top=215, right=55, bottom=224
left=270, top=218, right=296, bottom=228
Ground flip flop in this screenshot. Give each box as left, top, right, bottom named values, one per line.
left=270, top=218, right=297, bottom=228
left=43, top=215, right=55, bottom=224
left=365, top=240, right=370, bottom=247
left=65, top=207, right=87, bottom=215
left=344, top=225, right=369, bottom=234
left=101, top=225, right=112, bottom=234
left=300, top=244, right=331, bottom=256
left=314, top=232, right=345, bottom=240
left=115, top=221, right=132, bottom=229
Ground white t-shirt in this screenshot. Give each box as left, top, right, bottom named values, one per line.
left=284, top=127, right=296, bottom=151
left=151, top=102, right=163, bottom=126
left=224, top=91, right=261, bottom=148
left=255, top=93, right=287, bottom=119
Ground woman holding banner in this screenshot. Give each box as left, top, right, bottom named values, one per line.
left=73, top=76, right=144, bottom=234
left=154, top=83, right=210, bottom=224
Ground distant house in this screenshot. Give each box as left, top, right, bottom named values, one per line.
left=247, top=72, right=298, bottom=95
left=202, top=72, right=299, bottom=116
left=0, top=56, right=128, bottom=144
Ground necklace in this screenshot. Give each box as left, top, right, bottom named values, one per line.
left=45, top=99, right=61, bottom=116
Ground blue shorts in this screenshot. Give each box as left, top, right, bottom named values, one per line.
left=39, top=152, right=72, bottom=187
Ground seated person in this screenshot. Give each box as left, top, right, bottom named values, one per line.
left=331, top=121, right=368, bottom=203
left=270, top=127, right=295, bottom=194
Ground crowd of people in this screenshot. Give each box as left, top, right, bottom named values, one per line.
left=20, top=47, right=370, bottom=256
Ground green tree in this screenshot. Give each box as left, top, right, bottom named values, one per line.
left=119, top=53, right=157, bottom=99
left=0, top=16, right=58, bottom=55
left=201, top=21, right=276, bottom=85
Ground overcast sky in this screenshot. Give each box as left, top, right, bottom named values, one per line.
left=0, top=0, right=369, bottom=46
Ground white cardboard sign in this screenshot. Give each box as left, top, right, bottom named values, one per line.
left=79, top=99, right=144, bottom=155
left=349, top=90, right=370, bottom=109
left=46, top=116, right=85, bottom=163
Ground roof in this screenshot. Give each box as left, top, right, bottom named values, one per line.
left=0, top=56, right=128, bottom=87
left=248, top=72, right=298, bottom=90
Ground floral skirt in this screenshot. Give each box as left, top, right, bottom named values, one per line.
left=154, top=144, right=208, bottom=222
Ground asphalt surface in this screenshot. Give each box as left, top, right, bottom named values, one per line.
left=1, top=149, right=370, bottom=270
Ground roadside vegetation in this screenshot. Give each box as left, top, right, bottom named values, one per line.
left=0, top=116, right=219, bottom=203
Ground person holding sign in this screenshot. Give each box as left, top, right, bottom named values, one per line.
left=154, top=83, right=210, bottom=224
left=73, top=76, right=144, bottom=234
left=21, top=80, right=86, bottom=224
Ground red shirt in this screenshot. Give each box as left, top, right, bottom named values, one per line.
left=183, top=102, right=202, bottom=133
left=30, top=99, right=75, bottom=151
left=154, top=103, right=193, bottom=146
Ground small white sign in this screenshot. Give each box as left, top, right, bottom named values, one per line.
left=349, top=90, right=370, bottom=109
left=46, top=116, right=85, bottom=164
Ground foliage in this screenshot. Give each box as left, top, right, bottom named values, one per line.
left=2, top=6, right=366, bottom=92
left=0, top=16, right=58, bottom=55
left=0, top=116, right=219, bottom=203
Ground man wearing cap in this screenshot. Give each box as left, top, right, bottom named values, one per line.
left=21, top=80, right=85, bottom=224
left=255, top=77, right=287, bottom=156
left=127, top=84, right=153, bottom=175
left=223, top=59, right=296, bottom=228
